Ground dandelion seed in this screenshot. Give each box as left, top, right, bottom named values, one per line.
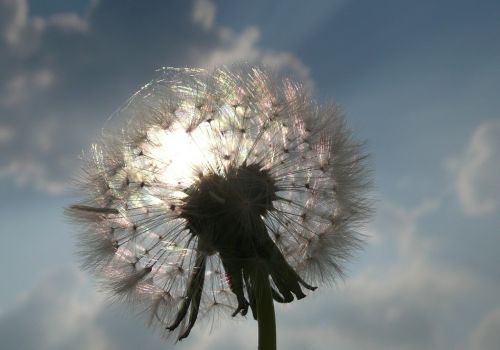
left=67, top=66, right=372, bottom=349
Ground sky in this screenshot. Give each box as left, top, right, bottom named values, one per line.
left=0, top=0, right=499, bottom=349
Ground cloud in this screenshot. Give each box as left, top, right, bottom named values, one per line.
left=0, top=114, right=67, bottom=195
left=0, top=269, right=110, bottom=350
left=0, top=0, right=312, bottom=196
left=0, top=159, right=66, bottom=194
left=331, top=260, right=474, bottom=350
left=0, top=269, right=184, bottom=350
left=2, top=196, right=499, bottom=350
left=0, top=69, right=54, bottom=108
left=1, top=2, right=498, bottom=350
left=470, top=307, right=500, bottom=350
left=0, top=268, right=254, bottom=350
left=327, top=202, right=467, bottom=349
left=0, top=125, right=15, bottom=144
left=368, top=197, right=440, bottom=257
left=447, top=119, right=500, bottom=216
left=0, top=0, right=28, bottom=46
left=0, top=0, right=89, bottom=53
left=44, top=13, right=89, bottom=33
left=192, top=0, right=216, bottom=30
left=194, top=26, right=312, bottom=90
left=272, top=196, right=495, bottom=350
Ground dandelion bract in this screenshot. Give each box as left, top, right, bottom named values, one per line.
left=67, top=66, right=371, bottom=345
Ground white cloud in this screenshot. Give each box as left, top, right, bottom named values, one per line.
left=334, top=258, right=477, bottom=350
left=470, top=307, right=500, bottom=350
left=0, top=0, right=89, bottom=53
left=0, top=69, right=54, bottom=108
left=0, top=268, right=251, bottom=350
left=33, top=117, right=58, bottom=153
left=0, top=1, right=92, bottom=196
left=189, top=0, right=312, bottom=92
left=202, top=26, right=261, bottom=66
left=196, top=26, right=312, bottom=90
left=0, top=0, right=28, bottom=46
left=45, top=13, right=90, bottom=33
left=0, top=114, right=68, bottom=195
left=192, top=0, right=216, bottom=30
left=0, top=159, right=66, bottom=194
left=0, top=125, right=15, bottom=144
left=0, top=269, right=110, bottom=350
left=0, top=0, right=312, bottom=198
left=447, top=119, right=500, bottom=216
left=289, top=196, right=494, bottom=350
left=140, top=194, right=492, bottom=350
left=368, top=198, right=440, bottom=257
left=1, top=195, right=499, bottom=350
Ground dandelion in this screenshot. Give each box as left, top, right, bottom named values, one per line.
left=67, top=66, right=372, bottom=349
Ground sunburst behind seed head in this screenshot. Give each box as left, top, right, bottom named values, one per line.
left=66, top=66, right=372, bottom=341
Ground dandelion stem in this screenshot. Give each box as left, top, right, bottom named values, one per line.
left=254, top=265, right=276, bottom=350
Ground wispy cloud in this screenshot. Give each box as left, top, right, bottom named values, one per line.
left=192, top=0, right=216, bottom=31
left=0, top=269, right=109, bottom=350
left=0, top=69, right=54, bottom=108
left=192, top=15, right=312, bottom=89
left=0, top=125, right=15, bottom=144
left=0, top=159, right=66, bottom=194
left=470, top=307, right=500, bottom=350
left=0, top=0, right=89, bottom=54
left=447, top=119, right=500, bottom=217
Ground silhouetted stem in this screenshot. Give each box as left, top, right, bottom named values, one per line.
left=255, top=267, right=276, bottom=350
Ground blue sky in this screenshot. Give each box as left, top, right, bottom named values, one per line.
left=0, top=1, right=499, bottom=349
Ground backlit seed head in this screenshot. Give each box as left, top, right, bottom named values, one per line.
left=67, top=66, right=372, bottom=341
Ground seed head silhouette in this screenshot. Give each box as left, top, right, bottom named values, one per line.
left=67, top=66, right=372, bottom=348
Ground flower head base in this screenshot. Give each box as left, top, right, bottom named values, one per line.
left=67, top=66, right=371, bottom=341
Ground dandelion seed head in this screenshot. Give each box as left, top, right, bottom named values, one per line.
left=67, top=66, right=372, bottom=340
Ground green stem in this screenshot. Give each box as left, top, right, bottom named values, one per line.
left=254, top=266, right=276, bottom=350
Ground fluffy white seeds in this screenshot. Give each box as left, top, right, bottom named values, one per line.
left=67, top=66, right=372, bottom=341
